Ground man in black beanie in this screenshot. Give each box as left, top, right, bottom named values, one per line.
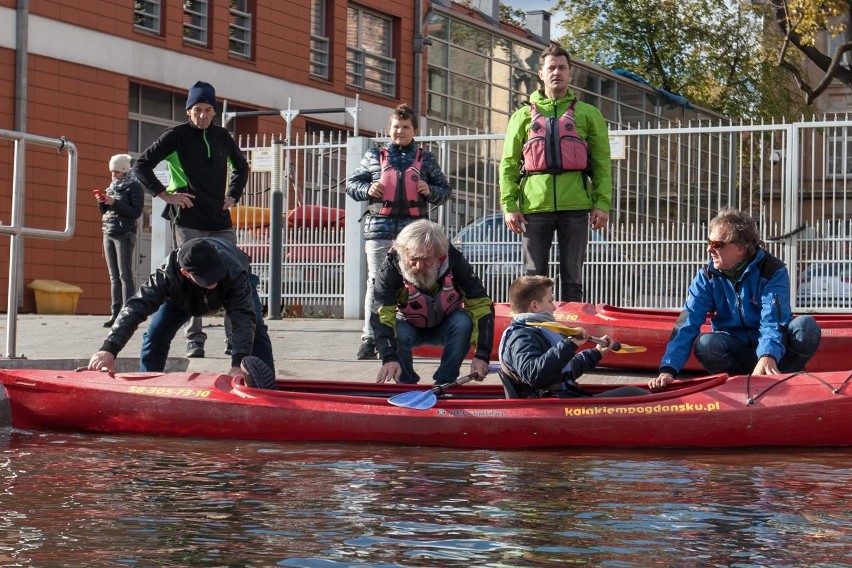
left=133, top=81, right=250, bottom=360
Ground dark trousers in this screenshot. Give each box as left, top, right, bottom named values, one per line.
left=522, top=210, right=589, bottom=302
left=103, top=232, right=137, bottom=317
left=694, top=315, right=822, bottom=374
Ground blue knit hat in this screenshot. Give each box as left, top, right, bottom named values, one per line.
left=186, top=81, right=217, bottom=110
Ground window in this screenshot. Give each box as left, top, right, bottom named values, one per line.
left=134, top=0, right=161, bottom=34
left=311, top=0, right=330, bottom=79
left=425, top=12, right=541, bottom=132
left=346, top=6, right=396, bottom=96
left=183, top=0, right=209, bottom=46
left=127, top=84, right=186, bottom=154
left=827, top=134, right=852, bottom=178
left=229, top=0, right=252, bottom=58
left=826, top=32, right=850, bottom=68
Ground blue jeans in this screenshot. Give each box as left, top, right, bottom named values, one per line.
left=693, top=315, right=821, bottom=375
left=140, top=273, right=274, bottom=374
left=103, top=232, right=136, bottom=317
left=395, top=309, right=473, bottom=384
left=522, top=210, right=589, bottom=302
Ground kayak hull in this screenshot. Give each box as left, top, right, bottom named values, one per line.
left=1, top=368, right=850, bottom=448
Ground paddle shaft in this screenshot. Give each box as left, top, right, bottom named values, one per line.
left=529, top=322, right=624, bottom=352
left=432, top=372, right=478, bottom=395
left=586, top=335, right=621, bottom=352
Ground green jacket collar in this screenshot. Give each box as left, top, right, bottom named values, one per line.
left=530, top=89, right=577, bottom=114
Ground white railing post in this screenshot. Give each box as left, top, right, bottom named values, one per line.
left=343, top=137, right=370, bottom=319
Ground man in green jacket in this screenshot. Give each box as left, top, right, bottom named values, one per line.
left=499, top=44, right=612, bottom=302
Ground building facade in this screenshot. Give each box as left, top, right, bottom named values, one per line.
left=1, top=0, right=716, bottom=316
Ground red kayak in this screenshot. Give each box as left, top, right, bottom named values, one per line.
left=414, top=302, right=852, bottom=372
left=1, top=368, right=850, bottom=448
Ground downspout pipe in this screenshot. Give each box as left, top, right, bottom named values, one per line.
left=15, top=0, right=29, bottom=132
left=412, top=0, right=432, bottom=120
left=13, top=0, right=29, bottom=312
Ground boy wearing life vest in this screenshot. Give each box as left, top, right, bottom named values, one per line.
left=499, top=275, right=649, bottom=398
left=371, top=220, right=494, bottom=385
left=346, top=104, right=452, bottom=361
left=499, top=44, right=612, bottom=303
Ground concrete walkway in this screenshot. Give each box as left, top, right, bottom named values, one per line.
left=0, top=314, right=648, bottom=385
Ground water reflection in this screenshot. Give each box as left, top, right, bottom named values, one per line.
left=0, top=430, right=849, bottom=566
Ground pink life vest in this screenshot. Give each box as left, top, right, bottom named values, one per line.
left=377, top=147, right=426, bottom=218
left=521, top=100, right=589, bottom=176
left=398, top=271, right=462, bottom=328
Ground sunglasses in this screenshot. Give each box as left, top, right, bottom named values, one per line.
left=706, top=239, right=736, bottom=250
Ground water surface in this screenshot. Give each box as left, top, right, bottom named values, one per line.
left=1, top=431, right=849, bottom=566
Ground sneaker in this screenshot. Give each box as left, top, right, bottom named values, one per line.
left=103, top=317, right=116, bottom=328
left=356, top=338, right=377, bottom=360
left=224, top=341, right=232, bottom=356
left=186, top=341, right=205, bottom=358
left=241, top=356, right=277, bottom=390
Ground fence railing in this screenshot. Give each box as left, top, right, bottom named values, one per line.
left=235, top=118, right=852, bottom=317
left=0, top=129, right=78, bottom=357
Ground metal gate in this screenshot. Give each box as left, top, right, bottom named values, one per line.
left=236, top=118, right=852, bottom=316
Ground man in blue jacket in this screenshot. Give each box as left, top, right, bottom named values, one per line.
left=649, top=208, right=821, bottom=391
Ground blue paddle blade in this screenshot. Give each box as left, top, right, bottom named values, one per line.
left=388, top=389, right=438, bottom=410
left=387, top=373, right=482, bottom=410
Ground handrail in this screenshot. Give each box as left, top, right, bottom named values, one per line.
left=0, top=129, right=77, bottom=358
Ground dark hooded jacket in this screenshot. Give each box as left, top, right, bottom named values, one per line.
left=100, top=237, right=257, bottom=367
left=499, top=315, right=602, bottom=397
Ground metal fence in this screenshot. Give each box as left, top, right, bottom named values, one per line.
left=235, top=117, right=852, bottom=316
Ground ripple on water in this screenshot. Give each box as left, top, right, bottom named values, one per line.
left=0, top=433, right=850, bottom=566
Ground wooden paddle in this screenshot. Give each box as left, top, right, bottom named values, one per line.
left=528, top=321, right=647, bottom=354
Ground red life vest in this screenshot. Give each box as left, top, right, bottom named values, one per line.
left=377, top=147, right=427, bottom=218
left=398, top=271, right=462, bottom=328
left=521, top=100, right=589, bottom=176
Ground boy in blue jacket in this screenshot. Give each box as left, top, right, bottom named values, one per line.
left=498, top=275, right=649, bottom=398
left=346, top=104, right=451, bottom=360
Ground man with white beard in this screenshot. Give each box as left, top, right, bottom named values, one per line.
left=370, top=220, right=495, bottom=385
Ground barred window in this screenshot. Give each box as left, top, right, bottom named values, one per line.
left=230, top=0, right=253, bottom=58
left=311, top=0, right=330, bottom=79
left=827, top=134, right=852, bottom=178
left=183, top=0, right=208, bottom=46
left=346, top=6, right=395, bottom=96
left=134, top=0, right=161, bottom=34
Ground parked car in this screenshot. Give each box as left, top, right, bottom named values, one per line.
left=451, top=213, right=637, bottom=305
left=796, top=262, right=852, bottom=308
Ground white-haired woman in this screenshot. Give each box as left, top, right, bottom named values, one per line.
left=95, top=153, right=144, bottom=327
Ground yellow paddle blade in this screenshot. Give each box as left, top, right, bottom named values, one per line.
left=527, top=321, right=647, bottom=354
